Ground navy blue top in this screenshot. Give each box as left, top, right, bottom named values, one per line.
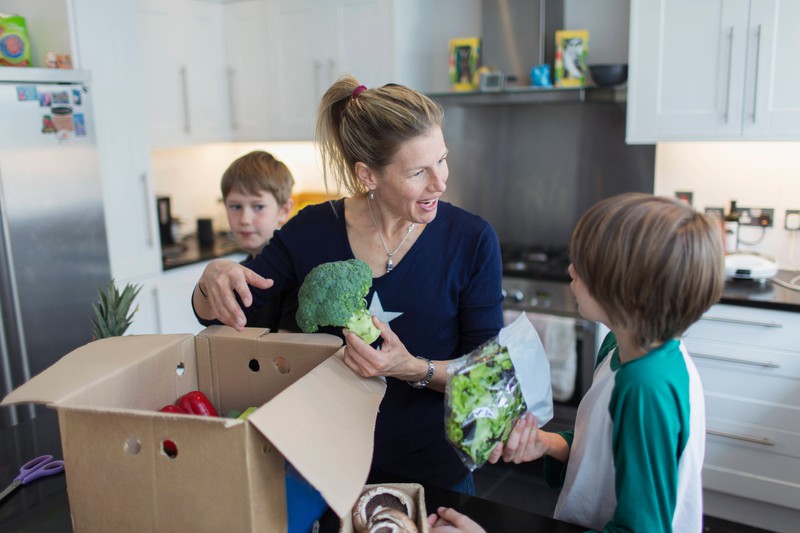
left=199, top=199, right=504, bottom=487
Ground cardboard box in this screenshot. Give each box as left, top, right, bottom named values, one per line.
left=1, top=327, right=386, bottom=532
left=340, top=483, right=429, bottom=533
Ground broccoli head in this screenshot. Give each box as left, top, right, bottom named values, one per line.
left=296, top=259, right=381, bottom=344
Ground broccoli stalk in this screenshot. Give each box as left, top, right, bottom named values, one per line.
left=296, top=259, right=381, bottom=344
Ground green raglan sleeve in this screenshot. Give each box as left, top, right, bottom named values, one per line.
left=604, top=359, right=686, bottom=533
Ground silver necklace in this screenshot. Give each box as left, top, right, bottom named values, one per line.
left=367, top=193, right=415, bottom=273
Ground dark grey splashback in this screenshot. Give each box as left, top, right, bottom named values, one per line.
left=439, top=100, right=656, bottom=248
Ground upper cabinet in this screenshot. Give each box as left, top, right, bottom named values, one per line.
left=70, top=0, right=161, bottom=281
left=627, top=0, right=800, bottom=143
left=223, top=0, right=480, bottom=141
left=140, top=0, right=232, bottom=148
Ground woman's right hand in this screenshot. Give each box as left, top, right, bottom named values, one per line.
left=194, top=259, right=273, bottom=330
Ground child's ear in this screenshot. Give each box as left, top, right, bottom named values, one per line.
left=278, top=198, right=294, bottom=225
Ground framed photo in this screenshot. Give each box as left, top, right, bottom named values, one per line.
left=449, top=37, right=481, bottom=91
left=554, top=30, right=589, bottom=87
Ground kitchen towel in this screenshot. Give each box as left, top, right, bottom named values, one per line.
left=504, top=310, right=577, bottom=402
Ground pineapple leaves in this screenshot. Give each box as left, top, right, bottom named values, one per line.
left=90, top=280, right=143, bottom=339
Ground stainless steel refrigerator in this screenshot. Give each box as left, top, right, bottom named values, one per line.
left=0, top=69, right=111, bottom=428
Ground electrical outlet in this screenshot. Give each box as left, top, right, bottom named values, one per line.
left=736, top=207, right=774, bottom=227
left=786, top=209, right=800, bottom=231
left=704, top=207, right=724, bottom=220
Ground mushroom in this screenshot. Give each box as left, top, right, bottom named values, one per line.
left=352, top=486, right=416, bottom=533
left=367, top=508, right=418, bottom=533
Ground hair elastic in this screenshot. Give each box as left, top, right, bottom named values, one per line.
left=352, top=85, right=367, bottom=99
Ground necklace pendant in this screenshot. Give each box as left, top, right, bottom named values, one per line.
left=386, top=257, right=394, bottom=273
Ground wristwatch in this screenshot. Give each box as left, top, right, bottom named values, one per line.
left=407, top=357, right=434, bottom=389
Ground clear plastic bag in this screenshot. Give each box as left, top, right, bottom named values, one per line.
left=445, top=313, right=553, bottom=471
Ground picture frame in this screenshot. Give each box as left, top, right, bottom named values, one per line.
left=554, top=30, right=589, bottom=87
left=449, top=37, right=481, bottom=91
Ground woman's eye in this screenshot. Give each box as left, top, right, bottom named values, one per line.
left=411, top=169, right=425, bottom=178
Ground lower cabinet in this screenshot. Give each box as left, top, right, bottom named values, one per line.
left=682, top=304, right=800, bottom=533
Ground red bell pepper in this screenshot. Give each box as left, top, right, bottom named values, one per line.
left=159, top=404, right=188, bottom=414
left=177, top=390, right=218, bottom=417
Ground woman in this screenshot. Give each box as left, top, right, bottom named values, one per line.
left=192, top=76, right=504, bottom=492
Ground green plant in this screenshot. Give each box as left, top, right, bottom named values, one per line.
left=90, top=280, right=142, bottom=339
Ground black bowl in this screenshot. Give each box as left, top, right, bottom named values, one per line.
left=588, top=64, right=628, bottom=87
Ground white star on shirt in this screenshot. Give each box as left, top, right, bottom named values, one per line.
left=368, top=292, right=402, bottom=327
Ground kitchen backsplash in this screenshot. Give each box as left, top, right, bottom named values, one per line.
left=655, top=142, right=800, bottom=271
left=151, top=142, right=327, bottom=237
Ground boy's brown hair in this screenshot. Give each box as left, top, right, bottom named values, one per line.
left=221, top=151, right=294, bottom=205
left=570, top=193, right=724, bottom=349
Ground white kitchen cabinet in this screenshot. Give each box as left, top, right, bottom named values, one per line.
left=627, top=0, right=800, bottom=143
left=682, top=303, right=800, bottom=533
left=69, top=0, right=161, bottom=282
left=140, top=0, right=232, bottom=148
left=225, top=0, right=480, bottom=140
left=118, top=275, right=161, bottom=335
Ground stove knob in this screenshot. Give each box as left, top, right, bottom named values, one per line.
left=511, top=290, right=525, bottom=303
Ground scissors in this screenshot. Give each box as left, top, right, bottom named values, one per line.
left=0, top=454, right=65, bottom=504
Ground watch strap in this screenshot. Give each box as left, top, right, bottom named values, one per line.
left=407, top=357, right=434, bottom=389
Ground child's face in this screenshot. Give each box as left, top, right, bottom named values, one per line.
left=568, top=264, right=608, bottom=324
left=225, top=189, right=292, bottom=256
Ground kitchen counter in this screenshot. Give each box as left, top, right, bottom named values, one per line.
left=720, top=269, right=800, bottom=312
left=0, top=409, right=583, bottom=532
left=162, top=233, right=244, bottom=270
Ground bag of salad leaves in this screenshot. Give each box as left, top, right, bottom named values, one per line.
left=445, top=312, right=553, bottom=470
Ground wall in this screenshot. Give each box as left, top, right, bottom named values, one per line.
left=564, top=0, right=630, bottom=64
left=150, top=142, right=326, bottom=237
left=654, top=142, right=800, bottom=271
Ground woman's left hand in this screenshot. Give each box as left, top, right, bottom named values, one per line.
left=342, top=317, right=421, bottom=381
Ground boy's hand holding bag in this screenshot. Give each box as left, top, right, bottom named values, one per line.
left=445, top=313, right=554, bottom=470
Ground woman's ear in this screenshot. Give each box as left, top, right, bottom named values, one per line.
left=355, top=162, right=377, bottom=191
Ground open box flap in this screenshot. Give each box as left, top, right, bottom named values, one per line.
left=1, top=334, right=194, bottom=407
left=247, top=351, right=386, bottom=518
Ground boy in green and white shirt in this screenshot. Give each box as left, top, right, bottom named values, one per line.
left=428, top=193, right=725, bottom=533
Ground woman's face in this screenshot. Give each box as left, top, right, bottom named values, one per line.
left=373, top=126, right=449, bottom=224
left=568, top=263, right=608, bottom=324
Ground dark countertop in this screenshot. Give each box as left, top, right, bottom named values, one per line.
left=720, top=269, right=800, bottom=312
left=0, top=409, right=582, bottom=533
left=161, top=233, right=245, bottom=270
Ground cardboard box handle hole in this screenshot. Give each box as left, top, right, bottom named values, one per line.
left=248, top=359, right=260, bottom=372
left=124, top=437, right=141, bottom=455
left=272, top=357, right=290, bottom=375
left=161, top=439, right=178, bottom=459
left=176, top=362, right=185, bottom=376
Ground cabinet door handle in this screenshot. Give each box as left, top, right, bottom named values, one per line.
left=227, top=67, right=237, bottom=131
left=707, top=429, right=774, bottom=447
left=701, top=315, right=782, bottom=328
left=152, top=284, right=163, bottom=335
left=751, top=24, right=762, bottom=123
left=723, top=27, right=734, bottom=123
left=313, top=60, right=323, bottom=103
left=180, top=65, right=191, bottom=134
left=691, top=352, right=780, bottom=369
left=141, top=173, right=155, bottom=248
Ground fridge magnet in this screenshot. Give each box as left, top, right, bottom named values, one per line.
left=41, top=115, right=57, bottom=134
left=449, top=37, right=481, bottom=91
left=16, top=85, right=37, bottom=101
left=52, top=91, right=69, bottom=105
left=72, top=88, right=82, bottom=106
left=39, top=91, right=51, bottom=107
left=554, top=30, right=589, bottom=87
left=73, top=113, right=86, bottom=136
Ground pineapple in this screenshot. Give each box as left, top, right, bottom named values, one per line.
left=90, top=280, right=143, bottom=339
